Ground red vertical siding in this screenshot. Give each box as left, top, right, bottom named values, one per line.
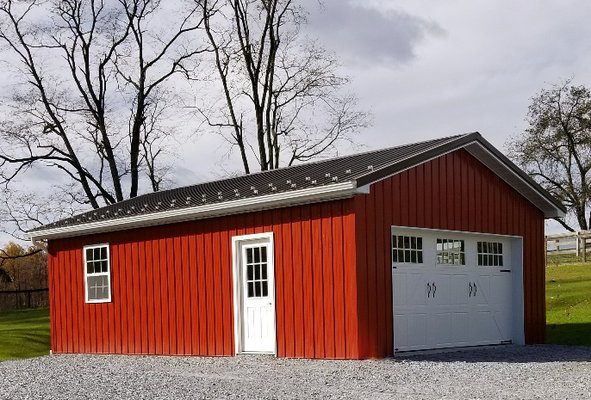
left=355, top=149, right=547, bottom=358
left=48, top=200, right=360, bottom=359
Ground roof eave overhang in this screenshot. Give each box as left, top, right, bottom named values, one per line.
left=28, top=181, right=359, bottom=241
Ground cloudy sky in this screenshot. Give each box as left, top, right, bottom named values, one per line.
left=2, top=0, right=591, bottom=245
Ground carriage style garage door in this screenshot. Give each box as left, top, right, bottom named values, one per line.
left=392, top=227, right=525, bottom=352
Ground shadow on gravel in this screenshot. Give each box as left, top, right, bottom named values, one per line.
left=395, top=345, right=591, bottom=363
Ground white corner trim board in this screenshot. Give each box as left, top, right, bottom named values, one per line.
left=28, top=182, right=360, bottom=241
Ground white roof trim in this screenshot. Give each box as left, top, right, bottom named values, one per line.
left=29, top=181, right=359, bottom=241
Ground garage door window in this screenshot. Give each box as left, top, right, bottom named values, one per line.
left=436, top=238, right=465, bottom=265
left=392, top=235, right=423, bottom=264
left=477, top=241, right=503, bottom=266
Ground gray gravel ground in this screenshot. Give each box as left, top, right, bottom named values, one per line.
left=1, top=345, right=590, bottom=399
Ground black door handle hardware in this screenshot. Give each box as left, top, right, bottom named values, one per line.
left=432, top=282, right=436, bottom=298
left=468, top=282, right=473, bottom=297
left=427, top=282, right=432, bottom=298
left=474, top=283, right=477, bottom=296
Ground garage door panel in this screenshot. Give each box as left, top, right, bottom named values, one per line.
left=394, top=313, right=430, bottom=351
left=392, top=228, right=518, bottom=353
left=493, top=310, right=512, bottom=341
left=451, top=312, right=470, bottom=344
left=429, top=312, right=453, bottom=347
left=393, top=314, right=408, bottom=351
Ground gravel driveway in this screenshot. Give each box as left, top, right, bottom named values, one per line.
left=1, top=345, right=589, bottom=399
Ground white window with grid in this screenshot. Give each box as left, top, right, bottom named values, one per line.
left=392, top=235, right=424, bottom=264
left=436, top=238, right=465, bottom=265
left=477, top=241, right=504, bottom=266
left=84, top=244, right=111, bottom=303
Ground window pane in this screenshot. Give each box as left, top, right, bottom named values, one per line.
left=86, top=263, right=94, bottom=275
left=418, top=252, right=423, bottom=263
left=477, top=242, right=482, bottom=253
left=262, top=264, right=267, bottom=279
left=262, top=281, right=268, bottom=297
left=100, top=247, right=107, bottom=260
left=248, top=282, right=254, bottom=297
left=93, top=248, right=100, bottom=260
left=261, top=246, right=267, bottom=262
left=254, top=247, right=260, bottom=263
left=255, top=264, right=261, bottom=280
left=86, top=248, right=93, bottom=261
left=87, top=275, right=109, bottom=300
left=246, top=248, right=253, bottom=264
left=478, top=254, right=483, bottom=266
left=255, top=281, right=261, bottom=297
left=247, top=265, right=253, bottom=280
left=393, top=235, right=423, bottom=264
left=101, top=261, right=108, bottom=273
left=94, top=261, right=102, bottom=274
left=498, top=256, right=503, bottom=266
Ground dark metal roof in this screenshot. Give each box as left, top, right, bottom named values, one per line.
left=29, top=132, right=565, bottom=236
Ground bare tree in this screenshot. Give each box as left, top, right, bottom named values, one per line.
left=508, top=80, right=591, bottom=231
left=0, top=0, right=205, bottom=224
left=197, top=0, right=370, bottom=173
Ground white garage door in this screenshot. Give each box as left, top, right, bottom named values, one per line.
left=392, top=227, right=522, bottom=352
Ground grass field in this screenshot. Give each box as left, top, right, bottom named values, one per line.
left=0, top=308, right=50, bottom=361
left=546, top=263, right=591, bottom=346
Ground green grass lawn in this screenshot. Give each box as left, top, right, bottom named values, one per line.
left=0, top=308, right=50, bottom=361
left=546, top=263, right=591, bottom=346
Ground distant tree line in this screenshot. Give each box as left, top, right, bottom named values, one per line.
left=0, top=242, right=47, bottom=289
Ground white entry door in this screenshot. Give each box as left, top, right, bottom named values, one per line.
left=392, top=228, right=521, bottom=352
left=233, top=234, right=276, bottom=354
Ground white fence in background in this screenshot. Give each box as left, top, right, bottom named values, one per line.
left=545, top=230, right=591, bottom=263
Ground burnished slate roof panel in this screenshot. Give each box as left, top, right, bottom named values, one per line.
left=31, top=134, right=465, bottom=232
left=29, top=131, right=566, bottom=237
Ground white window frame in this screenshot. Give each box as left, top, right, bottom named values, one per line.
left=477, top=241, right=504, bottom=267
left=392, top=234, right=424, bottom=265
left=83, top=243, right=112, bottom=303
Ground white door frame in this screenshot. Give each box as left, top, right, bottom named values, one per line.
left=231, top=232, right=277, bottom=355
left=391, top=225, right=525, bottom=353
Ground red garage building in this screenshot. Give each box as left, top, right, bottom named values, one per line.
left=29, top=132, right=564, bottom=359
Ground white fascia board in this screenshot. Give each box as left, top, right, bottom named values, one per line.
left=29, top=181, right=359, bottom=241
